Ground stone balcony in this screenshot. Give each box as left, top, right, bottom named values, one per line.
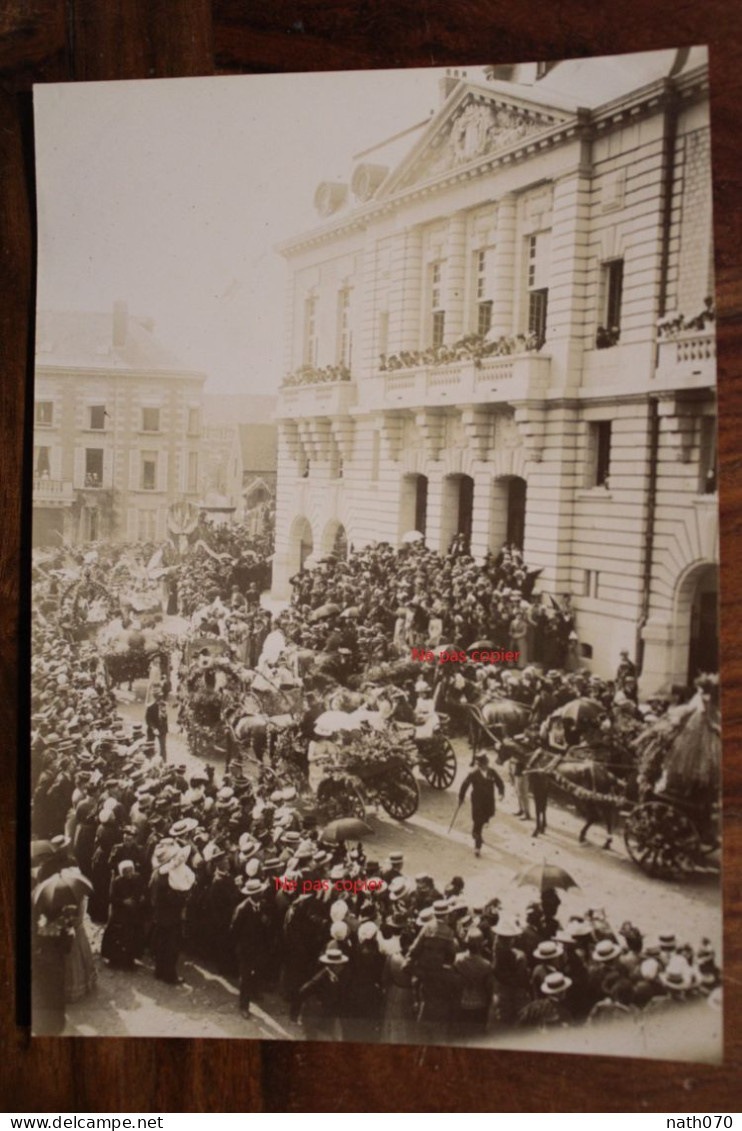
left=655, top=330, right=716, bottom=391
left=377, top=352, right=551, bottom=409
left=277, top=380, right=358, bottom=419
left=32, top=477, right=74, bottom=506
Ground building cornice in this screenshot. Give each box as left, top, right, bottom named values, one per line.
left=277, top=67, right=708, bottom=259
left=35, top=364, right=207, bottom=384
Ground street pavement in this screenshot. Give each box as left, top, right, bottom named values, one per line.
left=67, top=656, right=720, bottom=1041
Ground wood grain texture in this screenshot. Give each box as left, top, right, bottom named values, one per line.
left=1, top=0, right=741, bottom=1112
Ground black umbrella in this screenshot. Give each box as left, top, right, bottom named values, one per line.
left=321, top=818, right=374, bottom=843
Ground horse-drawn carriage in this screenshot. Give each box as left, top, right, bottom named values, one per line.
left=467, top=678, right=721, bottom=880
left=623, top=679, right=721, bottom=879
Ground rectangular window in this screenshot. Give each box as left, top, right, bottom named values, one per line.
left=606, top=259, right=623, bottom=331
left=303, top=296, right=318, bottom=367
left=525, top=232, right=550, bottom=343
left=699, top=416, right=718, bottom=494
left=141, top=451, right=157, bottom=491
left=187, top=407, right=200, bottom=436
left=85, top=448, right=104, bottom=486
left=597, top=259, right=624, bottom=347
left=474, top=248, right=494, bottom=337
left=337, top=288, right=352, bottom=368
left=35, top=447, right=51, bottom=476
left=588, top=421, right=612, bottom=487
left=142, top=407, right=160, bottom=433
left=429, top=260, right=446, bottom=347
left=35, top=401, right=53, bottom=427
left=370, top=429, right=381, bottom=481
left=477, top=300, right=493, bottom=337
left=187, top=451, right=199, bottom=493
left=432, top=309, right=446, bottom=348
left=378, top=311, right=389, bottom=363
left=528, top=289, right=548, bottom=342
left=89, top=405, right=106, bottom=430
left=583, top=569, right=600, bottom=598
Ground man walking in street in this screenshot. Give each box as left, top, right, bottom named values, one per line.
left=145, top=692, right=168, bottom=762
left=458, top=752, right=505, bottom=856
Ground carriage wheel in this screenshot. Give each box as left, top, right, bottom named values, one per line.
left=318, top=779, right=365, bottom=822
left=377, top=766, right=420, bottom=820
left=624, top=801, right=701, bottom=879
left=420, top=737, right=457, bottom=791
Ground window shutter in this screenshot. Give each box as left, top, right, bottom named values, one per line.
left=51, top=445, right=63, bottom=480
left=158, top=450, right=169, bottom=493
left=129, top=449, right=139, bottom=491
left=73, top=447, right=85, bottom=488
left=103, top=447, right=113, bottom=489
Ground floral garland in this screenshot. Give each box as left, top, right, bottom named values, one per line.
left=657, top=298, right=715, bottom=339
left=379, top=330, right=544, bottom=373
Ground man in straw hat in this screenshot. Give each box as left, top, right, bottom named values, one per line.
left=230, top=877, right=270, bottom=1017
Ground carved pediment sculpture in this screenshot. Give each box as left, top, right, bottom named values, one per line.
left=395, top=95, right=563, bottom=191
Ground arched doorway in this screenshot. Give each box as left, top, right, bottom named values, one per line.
left=668, top=561, right=719, bottom=688
left=441, top=474, right=474, bottom=553
left=287, top=515, right=314, bottom=576
left=321, top=518, right=349, bottom=561
left=490, top=475, right=527, bottom=553
left=686, top=564, right=719, bottom=683
left=399, top=474, right=428, bottom=541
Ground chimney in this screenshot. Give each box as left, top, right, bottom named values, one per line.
left=113, top=300, right=128, bottom=347
left=439, top=68, right=462, bottom=105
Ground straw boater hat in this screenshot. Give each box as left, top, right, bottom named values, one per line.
left=541, top=971, right=572, bottom=996
left=659, top=965, right=696, bottom=993
left=241, top=878, right=268, bottom=898
left=319, top=948, right=349, bottom=966
left=169, top=818, right=198, bottom=838
left=494, top=919, right=521, bottom=938
left=388, top=876, right=414, bottom=902
left=592, top=939, right=622, bottom=963
left=416, top=907, right=435, bottom=928
left=533, top=940, right=564, bottom=962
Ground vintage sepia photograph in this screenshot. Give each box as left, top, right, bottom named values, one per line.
left=29, top=49, right=721, bottom=1060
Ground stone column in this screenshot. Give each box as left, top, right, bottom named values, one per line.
left=389, top=227, right=423, bottom=353
left=444, top=211, right=468, bottom=344
left=490, top=194, right=517, bottom=336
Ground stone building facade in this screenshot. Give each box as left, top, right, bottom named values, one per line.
left=272, top=51, right=718, bottom=694
left=33, top=304, right=206, bottom=546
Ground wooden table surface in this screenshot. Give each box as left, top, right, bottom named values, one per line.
left=1, top=0, right=741, bottom=1113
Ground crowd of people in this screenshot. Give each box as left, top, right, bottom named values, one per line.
left=29, top=527, right=721, bottom=1043
left=379, top=330, right=544, bottom=373
left=279, top=540, right=575, bottom=671
left=281, top=363, right=352, bottom=388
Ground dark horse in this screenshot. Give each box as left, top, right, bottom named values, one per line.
left=521, top=744, right=632, bottom=849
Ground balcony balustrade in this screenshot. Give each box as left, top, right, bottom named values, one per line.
left=656, top=330, right=716, bottom=390
left=32, top=477, right=75, bottom=506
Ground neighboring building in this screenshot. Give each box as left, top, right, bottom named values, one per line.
left=201, top=395, right=277, bottom=522
left=32, top=303, right=206, bottom=546
left=273, top=50, right=718, bottom=694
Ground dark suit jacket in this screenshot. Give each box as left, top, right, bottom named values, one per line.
left=458, top=766, right=505, bottom=822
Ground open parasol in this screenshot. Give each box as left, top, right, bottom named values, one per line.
left=33, top=868, right=93, bottom=916
left=557, top=698, right=605, bottom=726
left=313, top=710, right=361, bottom=734
left=401, top=530, right=424, bottom=544
left=309, top=602, right=342, bottom=623
left=321, top=817, right=374, bottom=843
left=512, top=861, right=579, bottom=895
left=30, top=840, right=56, bottom=864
